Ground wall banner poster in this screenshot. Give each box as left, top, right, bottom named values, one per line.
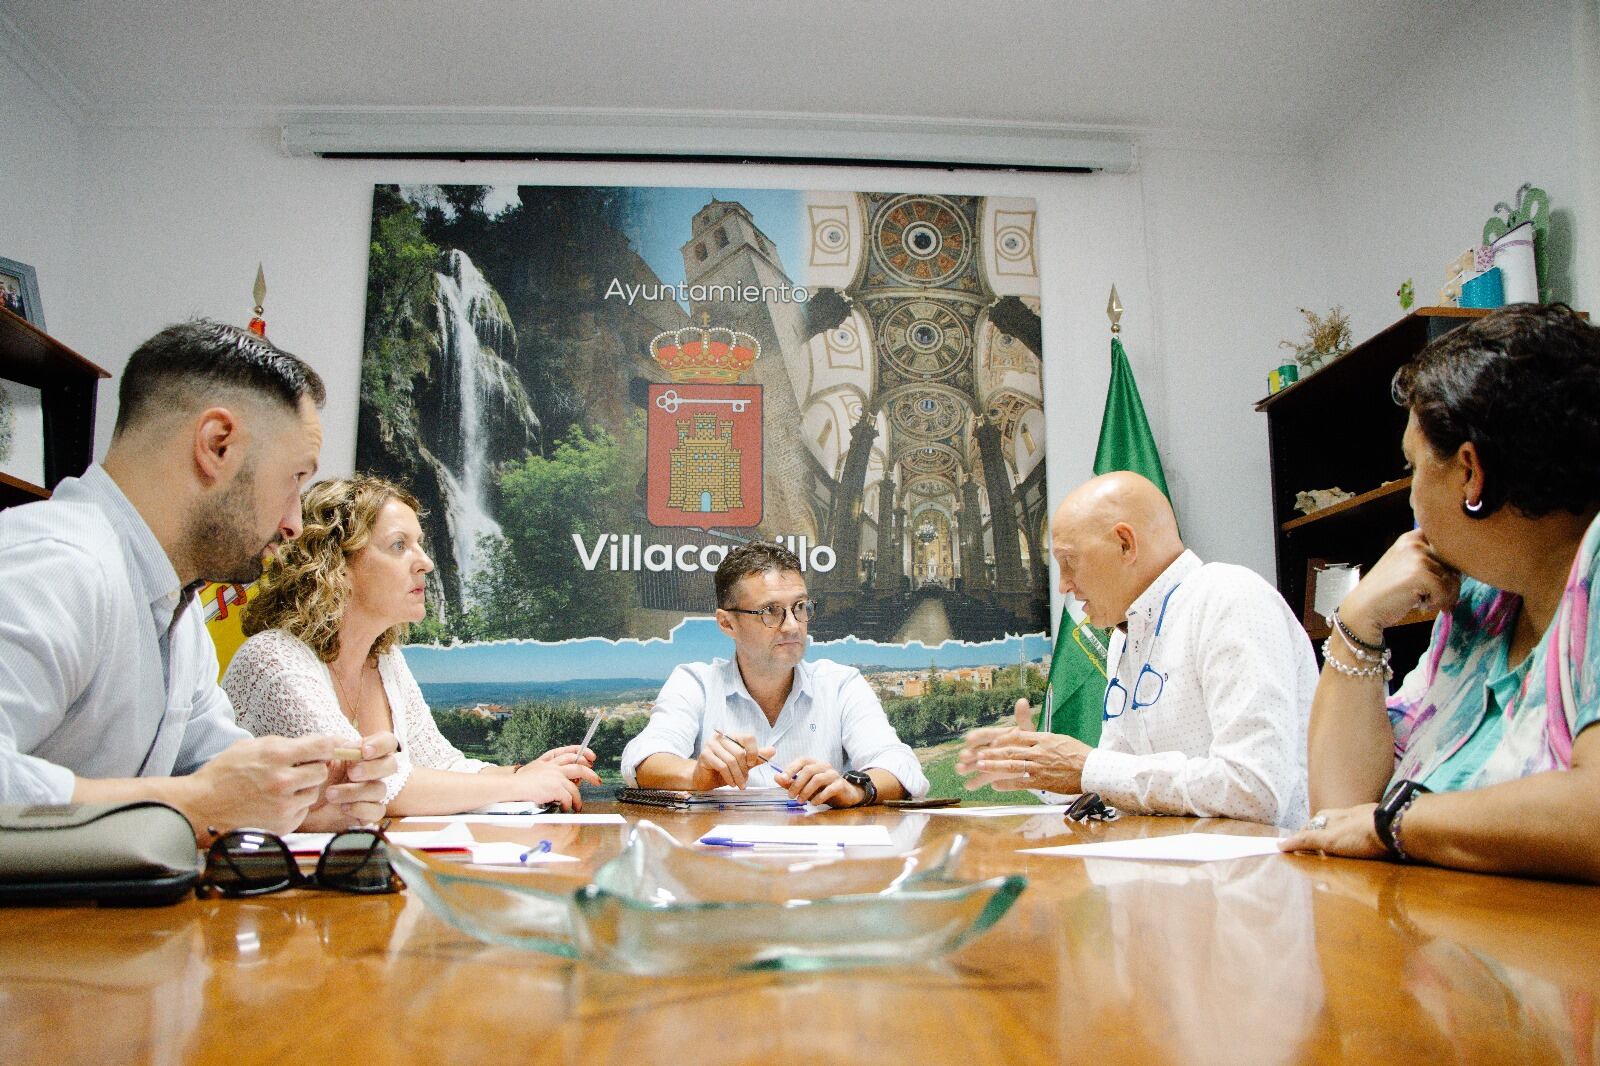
left=358, top=183, right=1054, bottom=794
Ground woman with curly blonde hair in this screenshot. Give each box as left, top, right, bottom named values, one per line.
left=223, top=474, right=598, bottom=814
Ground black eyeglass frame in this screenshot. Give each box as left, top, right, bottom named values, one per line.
left=722, top=599, right=819, bottom=629
left=1065, top=791, right=1121, bottom=823
left=199, top=827, right=400, bottom=898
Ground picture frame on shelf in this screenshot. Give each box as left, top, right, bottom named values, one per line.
left=0, top=256, right=44, bottom=329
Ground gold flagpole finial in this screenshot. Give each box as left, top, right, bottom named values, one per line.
left=248, top=264, right=269, bottom=337
left=1106, top=285, right=1123, bottom=334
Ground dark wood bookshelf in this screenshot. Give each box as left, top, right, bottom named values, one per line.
left=1280, top=476, right=1411, bottom=532
left=0, top=470, right=50, bottom=508
left=0, top=307, right=109, bottom=509
left=1259, top=307, right=1495, bottom=677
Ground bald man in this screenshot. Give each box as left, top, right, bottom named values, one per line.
left=957, top=472, right=1317, bottom=826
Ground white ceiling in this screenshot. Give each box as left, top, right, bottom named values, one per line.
left=3, top=0, right=1481, bottom=149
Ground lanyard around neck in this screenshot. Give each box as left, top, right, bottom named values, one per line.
left=1109, top=580, right=1184, bottom=693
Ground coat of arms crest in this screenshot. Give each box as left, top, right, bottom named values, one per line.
left=646, top=324, right=763, bottom=528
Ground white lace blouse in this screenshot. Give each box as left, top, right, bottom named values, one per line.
left=222, top=628, right=489, bottom=803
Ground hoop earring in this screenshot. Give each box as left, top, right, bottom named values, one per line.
left=1462, top=497, right=1485, bottom=517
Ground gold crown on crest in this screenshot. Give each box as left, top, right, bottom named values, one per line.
left=650, top=325, right=761, bottom=384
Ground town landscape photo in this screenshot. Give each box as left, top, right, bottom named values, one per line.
left=408, top=622, right=1050, bottom=802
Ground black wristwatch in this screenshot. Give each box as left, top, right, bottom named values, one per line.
left=842, top=769, right=878, bottom=808
left=1374, top=778, right=1430, bottom=860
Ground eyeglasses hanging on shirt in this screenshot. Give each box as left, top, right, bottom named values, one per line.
left=1102, top=582, right=1183, bottom=721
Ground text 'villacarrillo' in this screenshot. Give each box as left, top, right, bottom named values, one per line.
left=571, top=534, right=837, bottom=573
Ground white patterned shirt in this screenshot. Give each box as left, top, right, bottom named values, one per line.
left=224, top=628, right=488, bottom=804
left=621, top=656, right=929, bottom=797
left=1068, top=550, right=1317, bottom=827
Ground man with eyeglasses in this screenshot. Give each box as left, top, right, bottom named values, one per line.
left=956, top=472, right=1317, bottom=827
left=621, top=542, right=928, bottom=807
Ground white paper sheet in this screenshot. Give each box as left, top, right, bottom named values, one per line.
left=462, top=841, right=581, bottom=867
left=697, top=824, right=894, bottom=846
left=395, top=813, right=627, bottom=826
left=383, top=823, right=476, bottom=850
left=282, top=832, right=335, bottom=854
left=1020, top=833, right=1285, bottom=863
left=283, top=822, right=476, bottom=854
left=921, top=804, right=1075, bottom=817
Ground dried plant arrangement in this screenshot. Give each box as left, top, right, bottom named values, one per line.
left=1279, top=306, right=1352, bottom=372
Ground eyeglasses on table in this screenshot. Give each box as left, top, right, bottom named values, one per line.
left=199, top=827, right=399, bottom=898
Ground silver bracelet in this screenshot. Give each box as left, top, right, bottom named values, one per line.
left=1321, top=637, right=1394, bottom=681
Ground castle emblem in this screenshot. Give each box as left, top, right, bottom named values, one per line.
left=646, top=324, right=764, bottom=527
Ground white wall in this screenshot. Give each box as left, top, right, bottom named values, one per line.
left=0, top=27, right=82, bottom=341
left=1137, top=141, right=1330, bottom=574
left=1316, top=0, right=1594, bottom=340
left=1573, top=0, right=1600, bottom=307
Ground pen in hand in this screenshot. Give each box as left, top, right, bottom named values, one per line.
left=578, top=712, right=602, bottom=755
left=713, top=729, right=782, bottom=770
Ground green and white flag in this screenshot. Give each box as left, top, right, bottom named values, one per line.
left=1040, top=608, right=1110, bottom=741
left=1040, top=336, right=1170, bottom=744
left=1094, top=337, right=1170, bottom=494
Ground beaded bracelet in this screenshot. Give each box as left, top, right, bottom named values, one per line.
left=1333, top=621, right=1392, bottom=667
left=1332, top=608, right=1385, bottom=654
left=1389, top=794, right=1421, bottom=862
left=1321, top=637, right=1394, bottom=681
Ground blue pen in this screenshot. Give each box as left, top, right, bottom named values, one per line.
left=698, top=836, right=845, bottom=850
left=520, top=839, right=553, bottom=862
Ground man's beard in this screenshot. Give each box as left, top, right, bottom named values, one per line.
left=184, top=462, right=276, bottom=584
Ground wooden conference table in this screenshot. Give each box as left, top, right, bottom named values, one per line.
left=1, top=802, right=1596, bottom=1066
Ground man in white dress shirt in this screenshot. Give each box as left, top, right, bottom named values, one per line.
left=622, top=542, right=928, bottom=807
left=0, top=320, right=397, bottom=835
left=957, top=472, right=1316, bottom=826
